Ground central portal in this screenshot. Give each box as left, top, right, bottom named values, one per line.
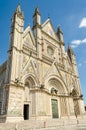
left=51, top=99, right=59, bottom=118
left=24, top=104, right=29, bottom=120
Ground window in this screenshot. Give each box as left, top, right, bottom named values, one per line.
left=47, top=46, right=54, bottom=57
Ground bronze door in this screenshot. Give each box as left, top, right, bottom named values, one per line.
left=51, top=99, right=59, bottom=118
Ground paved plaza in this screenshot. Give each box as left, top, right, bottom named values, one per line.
left=36, top=124, right=86, bottom=130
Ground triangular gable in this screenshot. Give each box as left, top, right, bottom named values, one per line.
left=22, top=58, right=39, bottom=82
left=43, top=62, right=61, bottom=80
left=23, top=26, right=36, bottom=49
left=42, top=19, right=58, bottom=40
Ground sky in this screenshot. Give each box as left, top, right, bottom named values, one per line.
left=0, top=0, right=86, bottom=105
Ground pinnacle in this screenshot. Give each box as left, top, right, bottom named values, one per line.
left=68, top=44, right=74, bottom=55
left=57, top=25, right=62, bottom=33
left=16, top=3, right=21, bottom=13
left=33, top=7, right=41, bottom=17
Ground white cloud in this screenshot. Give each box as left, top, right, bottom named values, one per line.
left=82, top=38, right=86, bottom=43
left=71, top=40, right=81, bottom=45
left=71, top=38, right=86, bottom=48
left=79, top=18, right=86, bottom=28
left=71, top=44, right=78, bottom=48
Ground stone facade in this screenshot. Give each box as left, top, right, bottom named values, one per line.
left=0, top=5, right=85, bottom=122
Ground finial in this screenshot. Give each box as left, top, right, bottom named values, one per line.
left=67, top=43, right=74, bottom=55
left=33, top=7, right=41, bottom=17
left=16, top=3, right=21, bottom=13
left=48, top=13, right=50, bottom=19
left=57, top=24, right=63, bottom=34
left=57, top=24, right=61, bottom=31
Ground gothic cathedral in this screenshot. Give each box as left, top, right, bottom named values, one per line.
left=0, top=5, right=85, bottom=122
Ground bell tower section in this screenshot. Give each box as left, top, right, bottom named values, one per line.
left=6, top=4, right=24, bottom=83
left=5, top=4, right=24, bottom=122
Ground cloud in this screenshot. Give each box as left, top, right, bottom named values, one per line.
left=71, top=38, right=86, bottom=48
left=82, top=38, right=86, bottom=43
left=71, top=40, right=81, bottom=45
left=79, top=18, right=86, bottom=28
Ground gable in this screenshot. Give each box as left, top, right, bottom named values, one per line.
left=21, top=57, right=39, bottom=82
left=23, top=26, right=36, bottom=50
left=42, top=19, right=58, bottom=40
left=43, top=62, right=61, bottom=80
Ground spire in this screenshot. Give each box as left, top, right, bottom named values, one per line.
left=57, top=25, right=63, bottom=34
left=33, top=7, right=41, bottom=17
left=33, top=7, right=41, bottom=26
left=12, top=4, right=24, bottom=19
left=9, top=4, right=24, bottom=51
left=67, top=44, right=74, bottom=55
left=57, top=25, right=64, bottom=43
left=12, top=4, right=24, bottom=20
left=16, top=4, right=21, bottom=13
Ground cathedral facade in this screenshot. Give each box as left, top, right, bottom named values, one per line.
left=0, top=5, right=85, bottom=122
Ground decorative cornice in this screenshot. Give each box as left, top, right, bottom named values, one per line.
left=5, top=80, right=25, bottom=89
left=42, top=30, right=59, bottom=43
left=30, top=87, right=70, bottom=97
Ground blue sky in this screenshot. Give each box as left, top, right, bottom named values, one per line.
left=0, top=0, right=86, bottom=105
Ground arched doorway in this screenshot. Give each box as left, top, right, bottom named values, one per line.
left=47, top=77, right=68, bottom=119
left=24, top=76, right=35, bottom=120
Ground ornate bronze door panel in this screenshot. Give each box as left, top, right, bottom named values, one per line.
left=51, top=99, right=59, bottom=118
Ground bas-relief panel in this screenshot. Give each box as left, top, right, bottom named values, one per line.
left=59, top=70, right=66, bottom=83
left=22, top=55, right=39, bottom=80
left=22, top=62, right=34, bottom=76
left=8, top=86, right=23, bottom=116
left=42, top=63, right=50, bottom=77
left=69, top=98, right=74, bottom=115
left=60, top=97, right=66, bottom=116
left=23, top=55, right=30, bottom=69
left=37, top=92, right=47, bottom=116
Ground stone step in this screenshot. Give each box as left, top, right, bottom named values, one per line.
left=0, top=118, right=86, bottom=130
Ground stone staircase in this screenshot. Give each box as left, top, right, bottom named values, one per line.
left=0, top=117, right=86, bottom=130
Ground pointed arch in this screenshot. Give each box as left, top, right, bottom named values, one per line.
left=45, top=75, right=68, bottom=94
left=21, top=73, right=37, bottom=86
